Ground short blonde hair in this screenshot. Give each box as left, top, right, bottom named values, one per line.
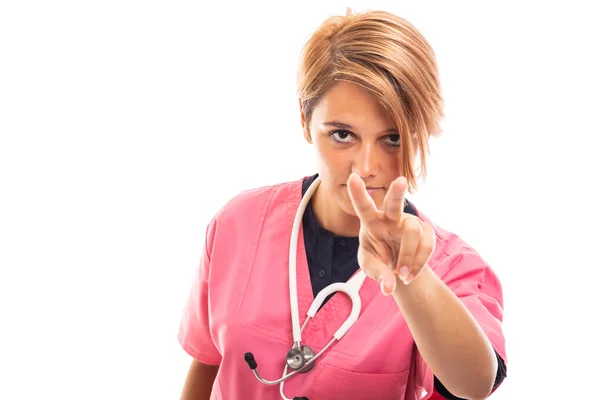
left=297, top=9, right=444, bottom=193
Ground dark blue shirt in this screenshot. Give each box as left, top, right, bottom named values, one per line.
left=301, top=174, right=506, bottom=400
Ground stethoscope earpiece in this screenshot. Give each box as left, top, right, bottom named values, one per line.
left=243, top=352, right=257, bottom=370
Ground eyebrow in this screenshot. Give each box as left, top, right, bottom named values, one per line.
left=322, top=121, right=398, bottom=134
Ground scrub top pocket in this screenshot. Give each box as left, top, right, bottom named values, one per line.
left=311, top=363, right=410, bottom=400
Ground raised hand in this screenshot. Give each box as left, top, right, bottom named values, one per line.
left=346, top=172, right=436, bottom=295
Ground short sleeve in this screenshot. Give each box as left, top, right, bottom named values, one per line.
left=177, top=220, right=222, bottom=365
left=414, top=248, right=507, bottom=399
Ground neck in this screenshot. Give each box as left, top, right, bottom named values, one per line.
left=310, top=185, right=360, bottom=237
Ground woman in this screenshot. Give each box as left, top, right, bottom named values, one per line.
left=178, top=9, right=507, bottom=400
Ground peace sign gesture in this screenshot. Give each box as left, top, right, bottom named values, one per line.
left=347, top=173, right=436, bottom=295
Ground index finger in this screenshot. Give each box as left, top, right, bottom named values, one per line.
left=347, top=173, right=378, bottom=222
left=383, top=176, right=408, bottom=222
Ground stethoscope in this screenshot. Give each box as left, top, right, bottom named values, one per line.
left=244, top=176, right=367, bottom=400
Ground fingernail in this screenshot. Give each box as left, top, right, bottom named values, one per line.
left=398, top=266, right=410, bottom=280
left=403, top=273, right=414, bottom=285
left=380, top=278, right=392, bottom=296
left=380, top=278, right=388, bottom=296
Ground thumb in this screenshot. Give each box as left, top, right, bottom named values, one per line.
left=377, top=266, right=397, bottom=296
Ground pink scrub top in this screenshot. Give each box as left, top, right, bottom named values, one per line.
left=178, top=176, right=507, bottom=400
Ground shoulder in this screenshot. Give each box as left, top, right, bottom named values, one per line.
left=414, top=206, right=499, bottom=283
left=214, top=177, right=300, bottom=221
left=204, top=176, right=305, bottom=245
left=413, top=206, right=475, bottom=256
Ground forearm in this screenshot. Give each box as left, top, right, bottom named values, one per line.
left=180, top=360, right=219, bottom=400
left=392, top=265, right=497, bottom=400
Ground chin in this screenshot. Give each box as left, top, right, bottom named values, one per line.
left=340, top=188, right=384, bottom=214
left=342, top=202, right=359, bottom=217
left=337, top=193, right=359, bottom=217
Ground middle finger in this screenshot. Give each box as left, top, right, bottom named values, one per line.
left=395, top=217, right=422, bottom=280
left=383, top=176, right=407, bottom=222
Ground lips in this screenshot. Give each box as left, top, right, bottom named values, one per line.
left=342, top=184, right=384, bottom=190
left=366, top=187, right=383, bottom=194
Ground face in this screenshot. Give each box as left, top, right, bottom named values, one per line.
left=300, top=80, right=406, bottom=218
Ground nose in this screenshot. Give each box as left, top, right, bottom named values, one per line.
left=351, top=143, right=379, bottom=179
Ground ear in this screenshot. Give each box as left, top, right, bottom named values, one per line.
left=299, top=98, right=312, bottom=144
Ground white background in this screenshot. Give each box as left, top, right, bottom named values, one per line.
left=1, top=1, right=599, bottom=399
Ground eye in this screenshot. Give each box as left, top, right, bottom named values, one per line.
left=384, top=134, right=401, bottom=147
left=330, top=130, right=354, bottom=143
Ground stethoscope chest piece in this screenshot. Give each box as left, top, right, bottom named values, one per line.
left=286, top=344, right=315, bottom=372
